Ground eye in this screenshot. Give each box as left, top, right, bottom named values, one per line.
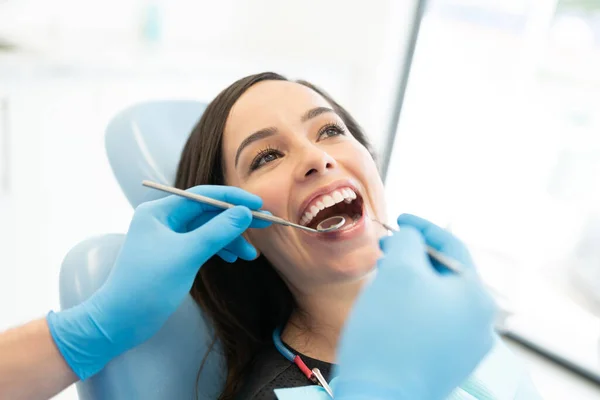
left=250, top=146, right=283, bottom=171
left=318, top=122, right=346, bottom=139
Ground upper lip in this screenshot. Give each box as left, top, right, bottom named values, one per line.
left=296, top=179, right=362, bottom=224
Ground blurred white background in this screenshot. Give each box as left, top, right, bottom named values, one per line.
left=1, top=0, right=600, bottom=399
left=385, top=0, right=600, bottom=398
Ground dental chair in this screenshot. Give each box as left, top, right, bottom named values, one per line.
left=58, top=101, right=225, bottom=400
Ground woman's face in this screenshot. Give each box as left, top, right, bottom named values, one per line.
left=222, top=80, right=387, bottom=291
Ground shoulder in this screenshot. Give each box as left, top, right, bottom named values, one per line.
left=236, top=345, right=306, bottom=400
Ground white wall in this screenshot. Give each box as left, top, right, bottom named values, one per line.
left=0, top=0, right=419, bottom=153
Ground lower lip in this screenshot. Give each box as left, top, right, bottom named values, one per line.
left=302, top=205, right=368, bottom=241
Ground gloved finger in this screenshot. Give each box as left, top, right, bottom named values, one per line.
left=186, top=206, right=253, bottom=266
left=397, top=213, right=474, bottom=270
left=149, top=185, right=263, bottom=231
left=217, top=249, right=238, bottom=263
left=378, top=226, right=433, bottom=277
left=222, top=235, right=257, bottom=261
left=186, top=209, right=271, bottom=233
left=250, top=210, right=273, bottom=229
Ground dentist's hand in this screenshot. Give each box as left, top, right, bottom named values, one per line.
left=47, top=185, right=269, bottom=380
left=334, top=214, right=497, bottom=400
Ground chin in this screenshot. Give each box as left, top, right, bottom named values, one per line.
left=322, top=244, right=381, bottom=281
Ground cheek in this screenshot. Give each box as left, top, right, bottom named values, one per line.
left=242, top=177, right=286, bottom=213
left=338, top=143, right=386, bottom=215
left=337, top=142, right=380, bottom=182
left=226, top=164, right=290, bottom=214
left=236, top=171, right=293, bottom=248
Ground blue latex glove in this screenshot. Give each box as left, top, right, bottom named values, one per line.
left=47, top=185, right=269, bottom=380
left=334, top=214, right=497, bottom=400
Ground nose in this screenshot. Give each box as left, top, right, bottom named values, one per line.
left=294, top=144, right=337, bottom=181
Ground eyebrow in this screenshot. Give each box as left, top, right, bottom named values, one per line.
left=301, top=106, right=335, bottom=122
left=234, top=107, right=337, bottom=167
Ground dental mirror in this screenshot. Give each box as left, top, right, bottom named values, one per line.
left=316, top=216, right=346, bottom=232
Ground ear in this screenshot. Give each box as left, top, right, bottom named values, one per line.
left=243, top=231, right=261, bottom=260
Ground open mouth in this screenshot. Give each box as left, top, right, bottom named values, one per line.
left=299, top=187, right=364, bottom=231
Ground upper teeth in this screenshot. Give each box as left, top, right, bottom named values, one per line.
left=300, top=188, right=357, bottom=226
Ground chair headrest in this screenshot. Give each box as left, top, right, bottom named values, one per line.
left=105, top=100, right=207, bottom=208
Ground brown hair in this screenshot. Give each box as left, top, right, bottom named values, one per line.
left=175, top=72, right=374, bottom=399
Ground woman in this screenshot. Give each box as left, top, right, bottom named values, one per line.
left=176, top=72, right=504, bottom=399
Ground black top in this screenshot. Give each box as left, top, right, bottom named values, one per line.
left=236, top=343, right=333, bottom=400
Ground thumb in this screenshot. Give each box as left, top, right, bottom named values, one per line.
left=380, top=227, right=429, bottom=269
left=397, top=213, right=474, bottom=269
left=187, top=206, right=253, bottom=264
left=377, top=227, right=434, bottom=280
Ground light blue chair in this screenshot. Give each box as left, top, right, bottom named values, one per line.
left=58, top=101, right=226, bottom=399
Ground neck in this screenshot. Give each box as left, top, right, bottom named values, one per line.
left=281, top=275, right=370, bottom=363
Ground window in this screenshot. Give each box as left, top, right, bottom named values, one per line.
left=386, top=0, right=600, bottom=380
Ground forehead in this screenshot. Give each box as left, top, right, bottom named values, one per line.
left=225, top=80, right=332, bottom=140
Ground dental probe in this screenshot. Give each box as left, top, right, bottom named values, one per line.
left=370, top=219, right=464, bottom=275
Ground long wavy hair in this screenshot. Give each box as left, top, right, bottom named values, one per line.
left=175, top=72, right=375, bottom=399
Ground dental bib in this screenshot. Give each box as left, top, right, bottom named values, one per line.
left=274, top=337, right=541, bottom=400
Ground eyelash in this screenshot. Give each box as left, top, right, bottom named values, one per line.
left=250, top=145, right=283, bottom=171
left=249, top=122, right=347, bottom=172
left=318, top=122, right=346, bottom=139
